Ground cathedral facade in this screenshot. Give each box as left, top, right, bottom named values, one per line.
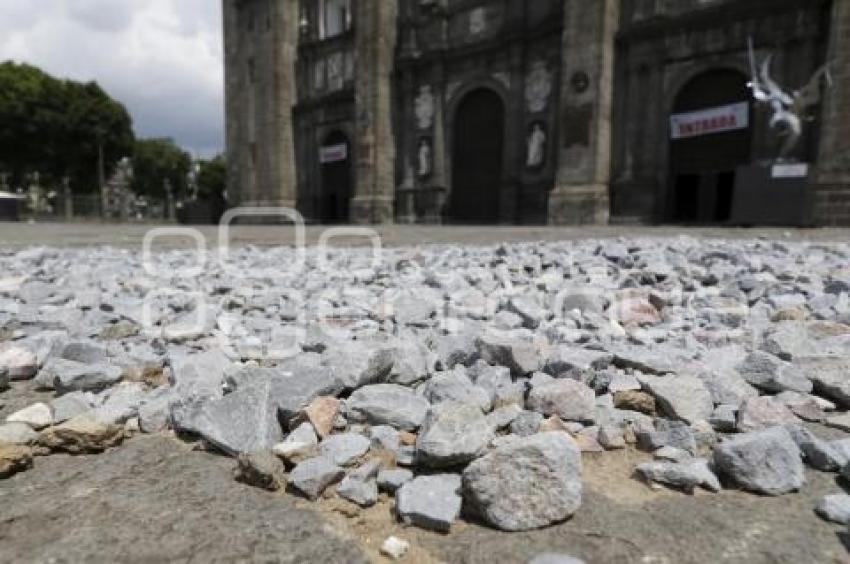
left=223, top=0, right=850, bottom=225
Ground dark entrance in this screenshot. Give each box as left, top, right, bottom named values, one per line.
left=667, top=70, right=752, bottom=223
left=320, top=131, right=352, bottom=223
left=449, top=88, right=504, bottom=223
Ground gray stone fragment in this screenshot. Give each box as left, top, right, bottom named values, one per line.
left=527, top=379, right=596, bottom=423
left=463, top=432, right=582, bottom=531
left=0, top=422, right=39, bottom=445
left=289, top=456, right=345, bottom=500
left=713, top=426, right=804, bottom=495
left=50, top=392, right=93, bottom=424
left=346, top=384, right=430, bottom=431
left=432, top=333, right=479, bottom=371
left=638, top=374, right=713, bottom=424
left=610, top=344, right=680, bottom=375
left=138, top=387, right=176, bottom=433
left=511, top=411, right=544, bottom=437
left=6, top=402, right=53, bottom=430
left=171, top=378, right=284, bottom=456
left=826, top=413, right=850, bottom=432
left=737, top=397, right=800, bottom=432
left=234, top=450, right=287, bottom=491
left=486, top=404, right=523, bottom=430
left=795, top=356, right=850, bottom=407
left=369, top=425, right=401, bottom=453
left=815, top=494, right=850, bottom=524
left=597, top=425, right=626, bottom=449
left=708, top=405, right=738, bottom=432
left=637, top=419, right=697, bottom=455
left=39, top=358, right=122, bottom=394
left=318, top=433, right=370, bottom=466
left=396, top=474, right=462, bottom=532
left=322, top=342, right=394, bottom=390
left=761, top=322, right=816, bottom=360
left=93, top=382, right=146, bottom=425
left=377, top=468, right=414, bottom=493
left=735, top=351, right=812, bottom=394
left=60, top=341, right=108, bottom=364
left=336, top=459, right=382, bottom=507
left=272, top=422, right=318, bottom=461
left=416, top=402, right=494, bottom=467
left=230, top=365, right=342, bottom=423
left=0, top=344, right=38, bottom=380
left=423, top=368, right=491, bottom=412
left=785, top=424, right=847, bottom=471
left=654, top=446, right=693, bottom=463
left=544, top=346, right=612, bottom=376
left=635, top=459, right=721, bottom=493
left=170, top=350, right=231, bottom=401
left=695, top=369, right=759, bottom=406
left=476, top=332, right=544, bottom=377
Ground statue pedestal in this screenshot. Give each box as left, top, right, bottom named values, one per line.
left=730, top=162, right=813, bottom=226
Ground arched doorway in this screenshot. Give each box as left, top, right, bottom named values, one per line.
left=319, top=130, right=352, bottom=223
left=449, top=88, right=504, bottom=223
left=668, top=69, right=753, bottom=223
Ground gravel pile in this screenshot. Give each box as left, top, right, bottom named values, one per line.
left=3, top=237, right=850, bottom=532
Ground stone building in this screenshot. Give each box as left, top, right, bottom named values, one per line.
left=223, top=0, right=850, bottom=225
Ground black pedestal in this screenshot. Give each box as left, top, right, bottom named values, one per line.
left=730, top=162, right=812, bottom=226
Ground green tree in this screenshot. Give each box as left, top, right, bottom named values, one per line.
left=196, top=155, right=227, bottom=201
left=131, top=138, right=191, bottom=199
left=0, top=61, right=134, bottom=192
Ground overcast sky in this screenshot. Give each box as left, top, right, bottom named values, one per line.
left=0, top=0, right=224, bottom=157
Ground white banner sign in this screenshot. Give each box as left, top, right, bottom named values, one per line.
left=670, top=102, right=749, bottom=140
left=319, top=143, right=348, bottom=164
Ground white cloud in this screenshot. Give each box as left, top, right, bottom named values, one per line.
left=0, top=0, right=223, bottom=157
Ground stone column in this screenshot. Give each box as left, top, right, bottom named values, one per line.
left=266, top=0, right=299, bottom=209
left=222, top=0, right=242, bottom=207
left=813, top=0, right=850, bottom=225
left=548, top=0, right=619, bottom=225
left=351, top=0, right=398, bottom=224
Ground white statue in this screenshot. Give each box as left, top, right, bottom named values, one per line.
left=748, top=38, right=832, bottom=161
left=417, top=138, right=432, bottom=178
left=526, top=123, right=547, bottom=168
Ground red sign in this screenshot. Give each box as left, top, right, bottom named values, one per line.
left=670, top=102, right=749, bottom=140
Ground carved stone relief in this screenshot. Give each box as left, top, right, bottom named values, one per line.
left=525, top=61, right=553, bottom=114
left=414, top=85, right=436, bottom=130
left=327, top=52, right=344, bottom=91
left=469, top=7, right=487, bottom=35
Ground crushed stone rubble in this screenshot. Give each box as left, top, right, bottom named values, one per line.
left=2, top=237, right=850, bottom=533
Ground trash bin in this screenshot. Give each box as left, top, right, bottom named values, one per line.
left=0, top=191, right=23, bottom=221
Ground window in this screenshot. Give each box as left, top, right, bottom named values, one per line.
left=319, top=0, right=351, bottom=39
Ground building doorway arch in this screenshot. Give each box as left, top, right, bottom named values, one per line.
left=667, top=69, right=753, bottom=223
left=449, top=88, right=505, bottom=223
left=319, top=130, right=352, bottom=223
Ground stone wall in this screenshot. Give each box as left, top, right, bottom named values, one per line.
left=813, top=0, right=850, bottom=225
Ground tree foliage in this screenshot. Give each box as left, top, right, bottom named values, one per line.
left=131, top=138, right=192, bottom=199
left=0, top=61, right=134, bottom=192
left=196, top=155, right=227, bottom=201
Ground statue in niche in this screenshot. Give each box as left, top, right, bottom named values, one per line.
left=525, top=61, right=552, bottom=114
left=417, top=138, right=432, bottom=178
left=526, top=122, right=547, bottom=169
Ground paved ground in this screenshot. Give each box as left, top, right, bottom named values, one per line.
left=1, top=426, right=847, bottom=564
left=1, top=221, right=850, bottom=249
